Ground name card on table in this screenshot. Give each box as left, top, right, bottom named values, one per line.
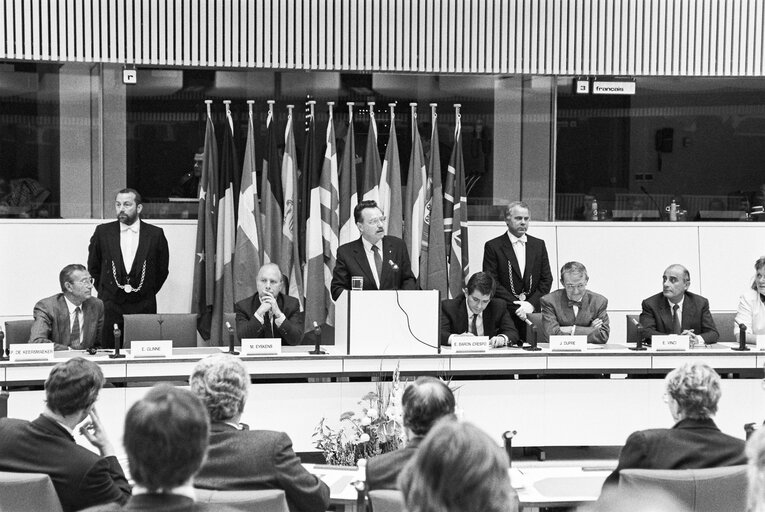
left=131, top=340, right=172, bottom=358
left=652, top=335, right=690, bottom=351
left=756, top=335, right=765, bottom=351
left=9, top=343, right=54, bottom=362
left=549, top=335, right=587, bottom=351
left=241, top=338, right=281, bottom=355
left=452, top=336, right=490, bottom=353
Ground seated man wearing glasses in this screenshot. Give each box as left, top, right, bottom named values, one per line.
left=540, top=261, right=609, bottom=344
left=30, top=263, right=104, bottom=350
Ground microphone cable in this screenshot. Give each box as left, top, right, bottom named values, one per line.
left=393, top=289, right=438, bottom=350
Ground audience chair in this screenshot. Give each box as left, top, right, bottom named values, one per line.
left=123, top=313, right=198, bottom=348
left=4, top=319, right=34, bottom=344
left=0, top=471, right=64, bottom=512
left=368, top=489, right=406, bottom=512
left=618, top=465, right=747, bottom=512
left=195, top=489, right=289, bottom=512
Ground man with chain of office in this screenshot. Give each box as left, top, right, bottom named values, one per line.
left=88, top=188, right=169, bottom=348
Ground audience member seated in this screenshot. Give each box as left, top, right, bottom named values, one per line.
left=0, top=358, right=130, bottom=511
left=540, top=261, right=609, bottom=344
left=190, top=354, right=329, bottom=512
left=601, top=362, right=745, bottom=490
left=30, top=263, right=104, bottom=350
left=639, top=264, right=719, bottom=345
left=440, top=272, right=519, bottom=347
left=398, top=420, right=518, bottom=512
left=366, top=376, right=456, bottom=491
left=735, top=256, right=765, bottom=344
left=83, top=383, right=238, bottom=512
left=747, top=426, right=765, bottom=512
left=234, top=263, right=303, bottom=345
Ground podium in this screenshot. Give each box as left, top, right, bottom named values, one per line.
left=334, top=290, right=440, bottom=355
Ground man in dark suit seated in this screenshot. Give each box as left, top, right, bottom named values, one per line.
left=366, top=376, right=456, bottom=491
left=0, top=358, right=130, bottom=512
left=440, top=272, right=519, bottom=347
left=191, top=354, right=330, bottom=512
left=331, top=200, right=417, bottom=301
left=234, top=263, right=302, bottom=345
left=639, top=264, right=719, bottom=345
left=30, top=263, right=104, bottom=350
left=540, top=261, right=610, bottom=344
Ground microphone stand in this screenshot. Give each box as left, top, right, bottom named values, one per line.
left=640, top=185, right=665, bottom=221
left=109, top=324, right=126, bottom=359
left=308, top=322, right=326, bottom=355
left=523, top=321, right=542, bottom=351
left=629, top=320, right=647, bottom=351
left=732, top=324, right=750, bottom=351
left=157, top=318, right=164, bottom=341
left=226, top=322, right=239, bottom=355
left=0, top=329, right=7, bottom=361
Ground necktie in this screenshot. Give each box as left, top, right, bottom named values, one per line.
left=70, top=307, right=81, bottom=349
left=672, top=304, right=681, bottom=334
left=263, top=312, right=273, bottom=338
left=371, top=245, right=383, bottom=281
left=470, top=314, right=477, bottom=335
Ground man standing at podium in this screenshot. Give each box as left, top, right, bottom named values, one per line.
left=331, top=200, right=416, bottom=301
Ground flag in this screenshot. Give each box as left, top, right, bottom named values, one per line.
left=418, top=109, right=447, bottom=295
left=280, top=107, right=304, bottom=306
left=339, top=104, right=359, bottom=245
left=210, top=104, right=238, bottom=345
left=404, top=105, right=427, bottom=278
left=379, top=105, right=403, bottom=238
left=191, top=107, right=218, bottom=341
left=361, top=106, right=381, bottom=203
left=445, top=110, right=469, bottom=298
left=233, top=102, right=263, bottom=303
left=305, top=104, right=339, bottom=331
left=261, top=102, right=283, bottom=265
left=299, top=102, right=319, bottom=267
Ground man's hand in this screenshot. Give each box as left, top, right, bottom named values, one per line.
left=79, top=408, right=115, bottom=457
left=682, top=329, right=699, bottom=346
left=559, top=325, right=574, bottom=335
left=591, top=318, right=604, bottom=330
left=256, top=294, right=272, bottom=317
left=489, top=335, right=507, bottom=348
left=513, top=301, right=534, bottom=320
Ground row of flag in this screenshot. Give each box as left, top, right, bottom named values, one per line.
left=191, top=99, right=470, bottom=345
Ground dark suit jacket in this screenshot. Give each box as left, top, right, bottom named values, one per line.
left=234, top=293, right=303, bottom=345
left=331, top=236, right=417, bottom=301
left=540, top=289, right=610, bottom=344
left=639, top=292, right=719, bottom=344
left=81, top=493, right=238, bottom=512
left=30, top=293, right=104, bottom=350
left=365, top=436, right=423, bottom=491
left=0, top=415, right=130, bottom=512
left=88, top=220, right=169, bottom=305
left=602, top=417, right=746, bottom=489
left=439, top=295, right=519, bottom=346
left=193, top=423, right=330, bottom=512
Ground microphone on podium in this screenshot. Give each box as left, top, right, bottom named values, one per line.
left=109, top=323, right=126, bottom=359
left=308, top=321, right=326, bottom=355
left=225, top=322, right=239, bottom=355
left=732, top=323, right=750, bottom=351
left=629, top=318, right=647, bottom=351
left=522, top=317, right=541, bottom=351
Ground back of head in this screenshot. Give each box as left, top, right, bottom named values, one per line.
left=748, top=427, right=765, bottom=512
left=399, top=420, right=517, bottom=512
left=402, top=377, right=456, bottom=437
left=45, top=357, right=104, bottom=416
left=664, top=362, right=721, bottom=419
left=189, top=353, right=249, bottom=422
left=125, top=384, right=209, bottom=492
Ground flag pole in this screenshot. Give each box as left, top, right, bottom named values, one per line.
left=267, top=99, right=275, bottom=116
left=389, top=102, right=396, bottom=121
left=307, top=99, right=316, bottom=119
left=205, top=99, right=213, bottom=118
left=409, top=103, right=418, bottom=141
left=430, top=103, right=437, bottom=124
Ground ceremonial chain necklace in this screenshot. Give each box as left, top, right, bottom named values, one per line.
left=507, top=262, right=532, bottom=301
left=112, top=260, right=146, bottom=293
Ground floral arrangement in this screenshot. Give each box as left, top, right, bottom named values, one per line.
left=313, top=364, right=408, bottom=466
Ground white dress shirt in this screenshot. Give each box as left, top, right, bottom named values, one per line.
left=507, top=232, right=527, bottom=277
left=120, top=220, right=140, bottom=272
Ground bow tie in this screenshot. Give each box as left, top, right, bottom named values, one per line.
left=120, top=224, right=138, bottom=233
left=513, top=236, right=527, bottom=245
left=568, top=300, right=582, bottom=308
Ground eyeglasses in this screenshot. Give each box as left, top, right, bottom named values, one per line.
left=564, top=283, right=586, bottom=291
left=365, top=216, right=386, bottom=226
left=74, top=277, right=95, bottom=286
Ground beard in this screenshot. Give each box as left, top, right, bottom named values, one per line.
left=118, top=211, right=138, bottom=225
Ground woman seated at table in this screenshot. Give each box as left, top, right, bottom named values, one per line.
left=735, top=256, right=765, bottom=343
left=601, top=362, right=745, bottom=491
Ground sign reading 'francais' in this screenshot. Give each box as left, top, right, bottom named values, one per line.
left=592, top=81, right=636, bottom=95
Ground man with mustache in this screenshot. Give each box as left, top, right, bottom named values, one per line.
left=88, top=188, right=169, bottom=348
left=331, top=200, right=416, bottom=301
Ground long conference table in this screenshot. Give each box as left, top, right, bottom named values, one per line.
left=2, top=343, right=764, bottom=455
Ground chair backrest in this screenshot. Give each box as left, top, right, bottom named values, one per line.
left=4, top=319, right=34, bottom=344
left=525, top=312, right=546, bottom=345
left=626, top=312, right=737, bottom=344
left=123, top=313, right=198, bottom=348
left=368, top=489, right=406, bottom=512
left=0, top=471, right=64, bottom=512
left=195, top=489, right=289, bottom=512
left=619, top=465, right=748, bottom=512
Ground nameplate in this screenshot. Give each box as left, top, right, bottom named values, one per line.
left=452, top=336, right=489, bottom=353
left=549, top=335, right=587, bottom=351
left=131, top=340, right=172, bottom=358
left=652, top=335, right=690, bottom=351
left=756, top=335, right=765, bottom=351
left=9, top=343, right=54, bottom=361
left=241, top=338, right=281, bottom=355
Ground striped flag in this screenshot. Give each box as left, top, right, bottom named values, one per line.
left=445, top=106, right=470, bottom=298
left=299, top=101, right=319, bottom=268
left=404, top=103, right=427, bottom=278
left=305, top=103, right=339, bottom=330
left=379, top=103, right=403, bottom=238
left=361, top=102, right=381, bottom=203
left=233, top=101, right=263, bottom=303
left=280, top=106, right=304, bottom=306
left=191, top=104, right=218, bottom=341
left=418, top=105, right=447, bottom=295
left=261, top=101, right=283, bottom=265
left=338, top=103, right=359, bottom=245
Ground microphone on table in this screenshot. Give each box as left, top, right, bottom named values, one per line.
left=629, top=318, right=647, bottom=351
left=732, top=323, right=750, bottom=351
left=308, top=321, right=327, bottom=355
left=640, top=185, right=665, bottom=221
left=502, top=430, right=517, bottom=467
left=156, top=317, right=164, bottom=340
left=0, top=327, right=7, bottom=361
left=109, top=323, right=126, bottom=359
left=388, top=259, right=399, bottom=271
left=522, top=317, right=541, bottom=351
left=225, top=322, right=239, bottom=355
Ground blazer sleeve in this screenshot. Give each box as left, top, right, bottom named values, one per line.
left=576, top=297, right=609, bottom=344
left=494, top=300, right=520, bottom=344
left=155, top=227, right=170, bottom=292
left=272, top=432, right=330, bottom=512
left=602, top=430, right=648, bottom=489
left=87, top=227, right=104, bottom=290
left=527, top=242, right=553, bottom=310
left=541, top=294, right=564, bottom=337
left=638, top=299, right=662, bottom=340
left=482, top=241, right=513, bottom=304
left=331, top=247, right=350, bottom=301
left=277, top=299, right=303, bottom=346
left=235, top=299, right=267, bottom=339
left=78, top=455, right=131, bottom=510
left=439, top=301, right=457, bottom=346
left=30, top=300, right=69, bottom=351
left=697, top=297, right=719, bottom=344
